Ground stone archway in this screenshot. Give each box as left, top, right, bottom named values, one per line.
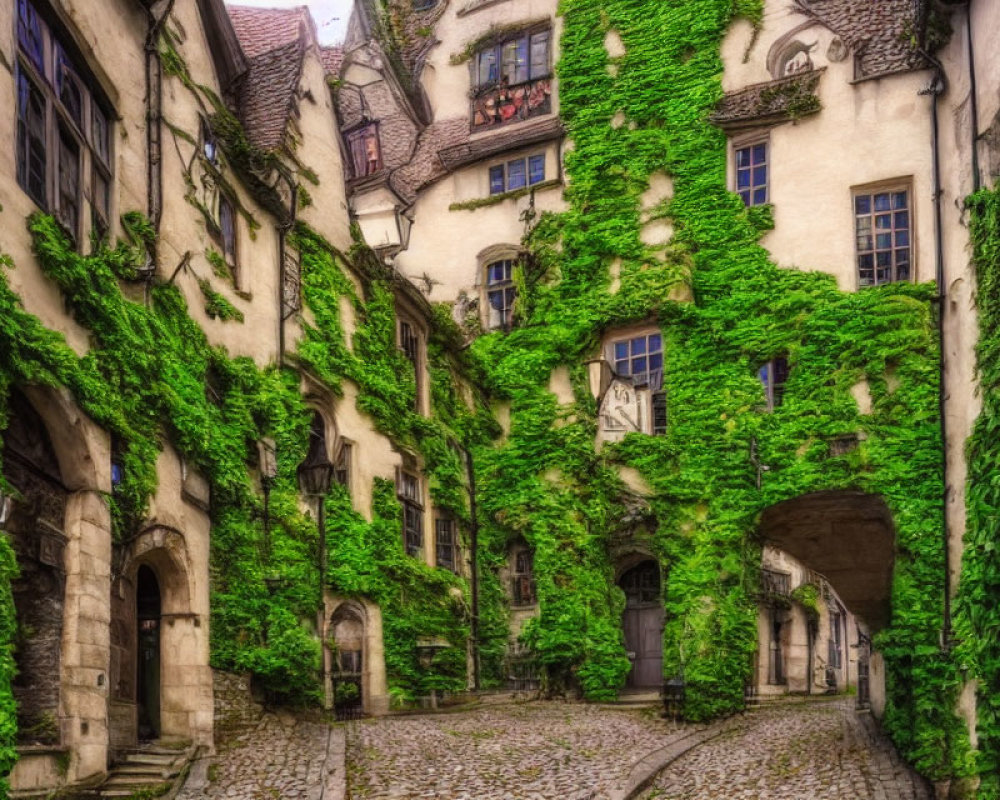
left=110, top=526, right=196, bottom=751
left=618, top=559, right=664, bottom=690
left=328, top=602, right=366, bottom=719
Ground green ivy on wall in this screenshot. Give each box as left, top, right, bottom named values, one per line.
left=463, top=0, right=973, bottom=780
left=957, top=184, right=1000, bottom=798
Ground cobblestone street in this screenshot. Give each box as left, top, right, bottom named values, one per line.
left=346, top=701, right=691, bottom=800
left=639, top=697, right=931, bottom=800
left=176, top=697, right=931, bottom=799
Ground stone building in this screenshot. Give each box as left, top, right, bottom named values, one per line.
left=3, top=0, right=1000, bottom=796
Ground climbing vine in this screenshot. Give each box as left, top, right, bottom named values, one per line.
left=464, top=0, right=973, bottom=780
left=956, top=184, right=1000, bottom=797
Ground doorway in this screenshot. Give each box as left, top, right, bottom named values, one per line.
left=136, top=565, right=161, bottom=740
left=619, top=560, right=664, bottom=689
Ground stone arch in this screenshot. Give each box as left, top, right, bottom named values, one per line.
left=324, top=597, right=387, bottom=716
left=108, top=525, right=197, bottom=749
left=2, top=385, right=113, bottom=787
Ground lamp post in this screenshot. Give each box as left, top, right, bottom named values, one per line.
left=298, top=450, right=334, bottom=618
left=258, top=437, right=278, bottom=557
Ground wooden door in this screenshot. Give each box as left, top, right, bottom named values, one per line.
left=620, top=561, right=664, bottom=689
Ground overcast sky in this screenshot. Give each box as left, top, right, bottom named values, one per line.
left=229, top=0, right=354, bottom=45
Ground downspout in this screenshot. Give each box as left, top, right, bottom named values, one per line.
left=143, top=0, right=175, bottom=274
left=966, top=2, right=981, bottom=192
left=918, top=53, right=951, bottom=649
left=278, top=173, right=299, bottom=367
left=465, top=445, right=480, bottom=691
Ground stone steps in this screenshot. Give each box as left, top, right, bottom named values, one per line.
left=90, top=743, right=194, bottom=799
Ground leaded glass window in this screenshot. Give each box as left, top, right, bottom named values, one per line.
left=855, top=188, right=911, bottom=286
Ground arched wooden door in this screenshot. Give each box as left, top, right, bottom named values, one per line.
left=620, top=561, right=664, bottom=689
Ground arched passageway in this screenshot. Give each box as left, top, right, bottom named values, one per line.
left=136, top=565, right=162, bottom=740
left=618, top=560, right=664, bottom=689
left=758, top=491, right=894, bottom=631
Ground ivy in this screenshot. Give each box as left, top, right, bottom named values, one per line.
left=462, top=0, right=973, bottom=780
left=956, top=185, right=1000, bottom=797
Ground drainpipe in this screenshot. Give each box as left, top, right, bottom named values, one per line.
left=465, top=445, right=481, bottom=691
left=918, top=53, right=952, bottom=650
left=143, top=0, right=175, bottom=270
left=277, top=176, right=299, bottom=367
left=966, top=2, right=981, bottom=193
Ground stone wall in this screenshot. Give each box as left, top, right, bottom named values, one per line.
left=212, top=671, right=263, bottom=742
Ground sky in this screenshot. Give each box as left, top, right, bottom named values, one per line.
left=229, top=0, right=354, bottom=44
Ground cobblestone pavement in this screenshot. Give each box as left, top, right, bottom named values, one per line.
left=177, top=710, right=340, bottom=800
left=346, top=701, right=694, bottom=800
left=638, top=697, right=932, bottom=800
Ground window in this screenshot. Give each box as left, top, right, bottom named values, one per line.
left=471, top=27, right=552, bottom=131
left=334, top=441, right=352, bottom=490
left=828, top=607, right=844, bottom=670
left=346, top=123, right=382, bottom=179
left=398, top=317, right=425, bottom=412
left=15, top=0, right=113, bottom=244
left=488, top=154, right=545, bottom=195
left=735, top=142, right=767, bottom=207
left=201, top=119, right=218, bottom=165
left=485, top=259, right=516, bottom=330
left=612, top=332, right=663, bottom=386
left=758, top=357, right=789, bottom=410
left=216, top=194, right=239, bottom=281
left=397, top=470, right=423, bottom=557
left=435, top=517, right=457, bottom=572
left=511, top=548, right=536, bottom=606
left=854, top=187, right=911, bottom=286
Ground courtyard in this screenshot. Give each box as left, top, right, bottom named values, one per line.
left=177, top=696, right=931, bottom=799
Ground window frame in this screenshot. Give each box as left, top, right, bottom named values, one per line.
left=732, top=135, right=769, bottom=208
left=396, top=312, right=427, bottom=414
left=345, top=122, right=382, bottom=180
left=435, top=516, right=458, bottom=573
left=511, top=547, right=537, bottom=607
left=483, top=256, right=517, bottom=331
left=488, top=153, right=546, bottom=195
left=14, top=0, right=114, bottom=247
left=852, top=181, right=913, bottom=288
left=758, top=356, right=789, bottom=411
left=397, top=469, right=424, bottom=559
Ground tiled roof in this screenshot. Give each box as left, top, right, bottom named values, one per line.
left=712, top=69, right=824, bottom=130
left=390, top=118, right=471, bottom=202
left=437, top=117, right=565, bottom=172
left=320, top=46, right=343, bottom=77
left=793, top=0, right=931, bottom=79
left=237, top=37, right=305, bottom=150
left=226, top=5, right=310, bottom=58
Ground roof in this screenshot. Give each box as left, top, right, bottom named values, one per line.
left=389, top=118, right=470, bottom=203
left=437, top=117, right=565, bottom=172
left=712, top=69, right=824, bottom=131
left=226, top=5, right=311, bottom=58
left=237, top=37, right=306, bottom=150
left=320, top=46, right=343, bottom=76
left=792, top=0, right=933, bottom=79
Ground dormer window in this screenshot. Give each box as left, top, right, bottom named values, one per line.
left=346, top=123, right=382, bottom=179
left=471, top=26, right=552, bottom=131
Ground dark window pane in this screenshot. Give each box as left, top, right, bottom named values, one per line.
left=16, top=70, right=47, bottom=207
left=856, top=216, right=872, bottom=232
left=753, top=187, right=767, bottom=205
left=92, top=104, right=110, bottom=165
left=57, top=127, right=80, bottom=236
left=630, top=336, right=646, bottom=355
left=857, top=235, right=873, bottom=251
left=502, top=37, right=528, bottom=84
left=92, top=166, right=109, bottom=223
left=752, top=143, right=766, bottom=163
left=651, top=392, right=667, bottom=435
left=752, top=165, right=767, bottom=186
left=875, top=214, right=891, bottom=229
left=648, top=352, right=662, bottom=371
left=737, top=169, right=750, bottom=189
left=855, top=195, right=871, bottom=215
left=615, top=359, right=629, bottom=375
left=219, top=196, right=237, bottom=265
left=648, top=333, right=662, bottom=352
left=56, top=47, right=84, bottom=129
left=736, top=148, right=750, bottom=169
left=876, top=233, right=892, bottom=249
left=874, top=193, right=891, bottom=212
left=489, top=165, right=505, bottom=194
left=529, top=32, right=549, bottom=78
left=507, top=159, right=526, bottom=190
left=892, top=191, right=907, bottom=209
left=632, top=356, right=646, bottom=376
left=739, top=190, right=750, bottom=206
left=17, top=0, right=44, bottom=71
left=528, top=154, right=545, bottom=184
left=478, top=48, right=498, bottom=87
left=876, top=251, right=892, bottom=267
left=894, top=211, right=909, bottom=229
left=858, top=254, right=874, bottom=270
left=895, top=230, right=909, bottom=247
left=614, top=342, right=628, bottom=360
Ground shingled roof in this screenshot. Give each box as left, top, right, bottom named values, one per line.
left=712, top=69, right=824, bottom=131
left=227, top=5, right=311, bottom=57
left=226, top=5, right=313, bottom=151
left=792, top=0, right=932, bottom=79
left=320, top=45, right=343, bottom=77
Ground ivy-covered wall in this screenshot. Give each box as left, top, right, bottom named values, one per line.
left=958, top=184, right=1000, bottom=798
left=463, top=0, right=973, bottom=780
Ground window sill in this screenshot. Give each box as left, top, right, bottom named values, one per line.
left=450, top=179, right=560, bottom=212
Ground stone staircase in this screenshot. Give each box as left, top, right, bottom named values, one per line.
left=94, top=744, right=193, bottom=798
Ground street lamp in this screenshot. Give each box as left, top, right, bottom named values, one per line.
left=298, top=449, right=334, bottom=611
